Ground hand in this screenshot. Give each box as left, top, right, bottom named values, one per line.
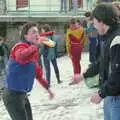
left=47, top=89, right=54, bottom=100
left=90, top=92, right=102, bottom=104
left=42, top=39, right=56, bottom=47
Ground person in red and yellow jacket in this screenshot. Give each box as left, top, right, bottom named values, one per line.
left=66, top=18, right=86, bottom=85
left=2, top=22, right=54, bottom=120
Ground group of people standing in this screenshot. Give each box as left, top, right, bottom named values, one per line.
left=1, top=1, right=120, bottom=120
left=66, top=1, right=120, bottom=120
left=79, top=2, right=120, bottom=120
left=60, top=0, right=85, bottom=13
left=60, top=0, right=114, bottom=13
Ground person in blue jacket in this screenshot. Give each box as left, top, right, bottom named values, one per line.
left=2, top=22, right=54, bottom=120
left=40, top=24, right=62, bottom=87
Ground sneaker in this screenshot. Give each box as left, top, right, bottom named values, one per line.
left=69, top=80, right=80, bottom=85
left=58, top=80, right=63, bottom=84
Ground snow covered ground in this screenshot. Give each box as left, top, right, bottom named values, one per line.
left=0, top=52, right=103, bottom=120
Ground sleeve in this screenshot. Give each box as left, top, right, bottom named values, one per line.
left=39, top=31, right=56, bottom=36
left=35, top=62, right=49, bottom=89
left=83, top=37, right=100, bottom=78
left=14, top=44, right=38, bottom=64
left=66, top=29, right=71, bottom=54
left=83, top=61, right=99, bottom=78
left=99, top=36, right=120, bottom=98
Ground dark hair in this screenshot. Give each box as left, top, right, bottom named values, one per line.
left=42, top=24, right=51, bottom=32
left=69, top=18, right=76, bottom=24
left=76, top=19, right=82, bottom=25
left=84, top=11, right=93, bottom=20
left=20, top=22, right=37, bottom=40
left=84, top=11, right=91, bottom=17
left=92, top=3, right=119, bottom=27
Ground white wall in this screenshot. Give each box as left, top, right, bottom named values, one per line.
left=6, top=0, right=16, bottom=10
left=30, top=0, right=61, bottom=11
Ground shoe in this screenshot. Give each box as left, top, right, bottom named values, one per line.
left=69, top=80, right=80, bottom=85
left=58, top=80, right=63, bottom=84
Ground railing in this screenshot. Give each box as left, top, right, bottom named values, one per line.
left=0, top=0, right=86, bottom=16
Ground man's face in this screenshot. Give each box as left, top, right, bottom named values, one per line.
left=24, top=26, right=39, bottom=43
left=93, top=18, right=104, bottom=35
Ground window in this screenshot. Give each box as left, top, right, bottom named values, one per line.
left=16, top=0, right=28, bottom=9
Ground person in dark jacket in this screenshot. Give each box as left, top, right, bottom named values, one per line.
left=2, top=22, right=54, bottom=120
left=79, top=3, right=120, bottom=120
left=84, top=11, right=98, bottom=64
left=40, top=24, right=62, bottom=87
left=0, top=37, right=9, bottom=75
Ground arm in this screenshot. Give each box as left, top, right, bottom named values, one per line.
left=66, top=29, right=71, bottom=55
left=35, top=62, right=48, bottom=89
left=11, top=43, right=38, bottom=64
left=35, top=62, right=54, bottom=99
left=39, top=31, right=56, bottom=36
left=83, top=61, right=99, bottom=79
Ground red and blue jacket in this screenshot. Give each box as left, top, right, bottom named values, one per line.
left=4, top=40, right=48, bottom=92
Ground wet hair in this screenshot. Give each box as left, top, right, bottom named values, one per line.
left=20, top=22, right=37, bottom=40
left=92, top=3, right=119, bottom=27
left=42, top=24, right=51, bottom=32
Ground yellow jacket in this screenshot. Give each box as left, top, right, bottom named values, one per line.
left=66, top=27, right=86, bottom=54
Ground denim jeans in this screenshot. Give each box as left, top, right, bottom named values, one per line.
left=60, top=0, right=67, bottom=12
left=2, top=88, right=33, bottom=120
left=43, top=57, right=60, bottom=86
left=85, top=0, right=93, bottom=10
left=104, top=96, right=120, bottom=120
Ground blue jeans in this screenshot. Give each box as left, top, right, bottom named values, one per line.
left=60, top=0, right=67, bottom=12
left=85, top=0, right=93, bottom=10
left=2, top=88, right=33, bottom=120
left=43, top=57, right=60, bottom=86
left=104, top=96, right=120, bottom=120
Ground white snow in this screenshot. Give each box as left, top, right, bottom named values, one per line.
left=0, top=52, right=103, bottom=120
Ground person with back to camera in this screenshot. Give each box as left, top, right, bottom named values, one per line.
left=2, top=22, right=54, bottom=120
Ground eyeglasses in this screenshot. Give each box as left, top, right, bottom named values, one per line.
left=30, top=30, right=39, bottom=34
left=28, top=28, right=39, bottom=34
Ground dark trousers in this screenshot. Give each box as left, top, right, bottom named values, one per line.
left=60, top=0, right=67, bottom=12
left=2, top=88, right=33, bottom=120
left=43, top=57, right=60, bottom=86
